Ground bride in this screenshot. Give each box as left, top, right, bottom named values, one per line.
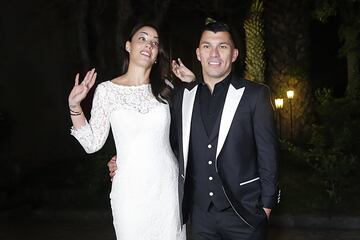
left=67, top=23, right=192, bottom=240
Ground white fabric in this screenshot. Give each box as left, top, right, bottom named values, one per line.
left=181, top=86, right=198, bottom=177
left=216, top=86, right=245, bottom=159
left=71, top=81, right=185, bottom=240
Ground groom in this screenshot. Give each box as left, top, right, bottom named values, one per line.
left=109, top=22, right=279, bottom=240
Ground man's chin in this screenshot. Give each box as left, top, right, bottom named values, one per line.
left=206, top=71, right=229, bottom=79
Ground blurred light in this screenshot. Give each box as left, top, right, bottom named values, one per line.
left=287, top=90, right=294, bottom=99
left=275, top=98, right=284, bottom=109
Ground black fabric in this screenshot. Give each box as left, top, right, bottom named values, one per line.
left=190, top=203, right=267, bottom=240
left=199, top=74, right=231, bottom=136
left=186, top=86, right=230, bottom=211
left=172, top=74, right=279, bottom=231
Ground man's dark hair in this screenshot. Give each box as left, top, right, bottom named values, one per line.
left=203, top=22, right=230, bottom=33
left=200, top=21, right=236, bottom=46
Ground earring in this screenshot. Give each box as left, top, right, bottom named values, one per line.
left=154, top=60, right=157, bottom=64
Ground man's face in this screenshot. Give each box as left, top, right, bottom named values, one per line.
left=196, top=31, right=238, bottom=83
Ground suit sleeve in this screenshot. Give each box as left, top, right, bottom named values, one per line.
left=253, top=85, right=279, bottom=209
left=169, top=86, right=181, bottom=158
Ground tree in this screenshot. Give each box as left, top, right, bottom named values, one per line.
left=244, top=0, right=266, bottom=83
left=264, top=0, right=313, bottom=139
left=313, top=0, right=360, bottom=98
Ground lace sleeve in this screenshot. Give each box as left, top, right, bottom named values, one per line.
left=70, top=84, right=111, bottom=153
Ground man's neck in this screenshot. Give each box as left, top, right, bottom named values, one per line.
left=203, top=72, right=231, bottom=93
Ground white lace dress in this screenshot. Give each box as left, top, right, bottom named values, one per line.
left=71, top=81, right=185, bottom=240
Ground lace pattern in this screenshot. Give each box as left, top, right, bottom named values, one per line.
left=107, top=81, right=161, bottom=114
left=70, top=81, right=162, bottom=153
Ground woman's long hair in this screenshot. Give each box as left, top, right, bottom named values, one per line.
left=121, top=22, right=171, bottom=103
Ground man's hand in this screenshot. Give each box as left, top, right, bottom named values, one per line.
left=263, top=208, right=271, bottom=219
left=107, top=155, right=117, bottom=180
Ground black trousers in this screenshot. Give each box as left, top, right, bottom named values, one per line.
left=190, top=203, right=268, bottom=240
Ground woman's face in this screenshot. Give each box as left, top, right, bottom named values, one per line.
left=126, top=26, right=159, bottom=68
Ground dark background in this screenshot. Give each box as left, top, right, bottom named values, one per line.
left=0, top=0, right=352, bottom=220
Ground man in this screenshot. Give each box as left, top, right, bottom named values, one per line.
left=109, top=22, right=279, bottom=240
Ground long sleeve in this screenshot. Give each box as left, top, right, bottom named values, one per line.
left=253, top=85, right=279, bottom=208
left=70, top=84, right=111, bottom=153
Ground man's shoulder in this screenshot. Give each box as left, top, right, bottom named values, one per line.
left=233, top=77, right=270, bottom=92
left=173, top=81, right=199, bottom=96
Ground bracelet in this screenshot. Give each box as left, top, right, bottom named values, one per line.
left=70, top=109, right=82, bottom=116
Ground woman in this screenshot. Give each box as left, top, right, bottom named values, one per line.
left=68, top=23, right=191, bottom=240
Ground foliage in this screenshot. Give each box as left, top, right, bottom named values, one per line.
left=282, top=89, right=360, bottom=206
left=244, top=0, right=265, bottom=83
left=312, top=0, right=360, bottom=97
left=312, top=0, right=337, bottom=22
left=205, top=17, right=217, bottom=25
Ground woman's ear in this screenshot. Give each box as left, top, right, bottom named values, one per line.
left=125, top=41, right=131, bottom=53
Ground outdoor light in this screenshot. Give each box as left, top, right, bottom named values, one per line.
left=275, top=98, right=284, bottom=109
left=286, top=90, right=294, bottom=139
left=274, top=98, right=283, bottom=138
left=286, top=90, right=294, bottom=99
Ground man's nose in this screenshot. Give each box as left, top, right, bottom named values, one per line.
left=210, top=47, right=219, bottom=57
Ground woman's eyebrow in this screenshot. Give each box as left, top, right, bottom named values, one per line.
left=138, top=32, right=159, bottom=39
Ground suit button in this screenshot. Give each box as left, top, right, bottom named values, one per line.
left=209, top=192, right=214, bottom=196
left=209, top=176, right=213, bottom=181
left=208, top=161, right=212, bottom=165
left=207, top=144, right=212, bottom=149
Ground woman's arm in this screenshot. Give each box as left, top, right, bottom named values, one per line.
left=68, top=69, right=97, bottom=129
left=69, top=69, right=111, bottom=153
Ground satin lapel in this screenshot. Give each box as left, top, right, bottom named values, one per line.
left=216, top=85, right=245, bottom=159
left=182, top=86, right=198, bottom=177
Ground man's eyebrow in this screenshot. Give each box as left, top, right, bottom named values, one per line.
left=200, top=41, right=230, bottom=45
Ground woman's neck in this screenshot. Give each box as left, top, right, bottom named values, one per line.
left=121, top=64, right=151, bottom=85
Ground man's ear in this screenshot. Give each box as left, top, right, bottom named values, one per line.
left=232, top=48, right=239, bottom=62
left=125, top=41, right=131, bottom=53
left=196, top=48, right=201, bottom=61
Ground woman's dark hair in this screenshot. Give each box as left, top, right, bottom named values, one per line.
left=121, top=22, right=171, bottom=103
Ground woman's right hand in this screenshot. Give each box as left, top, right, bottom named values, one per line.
left=68, top=68, right=97, bottom=107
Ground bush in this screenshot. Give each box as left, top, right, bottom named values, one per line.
left=283, top=88, right=360, bottom=208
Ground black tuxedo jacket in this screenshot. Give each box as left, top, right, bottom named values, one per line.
left=170, top=74, right=279, bottom=229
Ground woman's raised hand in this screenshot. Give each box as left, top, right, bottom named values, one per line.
left=171, top=58, right=195, bottom=83
left=68, top=68, right=97, bottom=107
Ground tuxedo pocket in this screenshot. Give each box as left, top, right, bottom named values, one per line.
left=239, top=177, right=260, bottom=186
